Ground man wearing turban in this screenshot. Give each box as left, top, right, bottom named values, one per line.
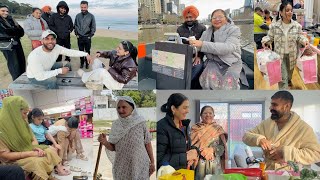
left=41, top=5, right=52, bottom=24
left=177, top=5, right=206, bottom=89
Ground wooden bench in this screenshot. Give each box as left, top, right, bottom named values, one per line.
left=8, top=72, right=138, bottom=90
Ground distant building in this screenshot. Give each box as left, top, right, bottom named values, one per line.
left=167, top=1, right=178, bottom=15
left=179, top=4, right=185, bottom=15
left=172, top=0, right=180, bottom=14
left=160, top=0, right=169, bottom=13
left=244, top=0, right=253, bottom=7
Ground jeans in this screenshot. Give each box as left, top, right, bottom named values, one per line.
left=78, top=36, right=91, bottom=66
left=28, top=62, right=71, bottom=89
left=191, top=61, right=204, bottom=89
left=1, top=40, right=26, bottom=80
left=56, top=37, right=71, bottom=62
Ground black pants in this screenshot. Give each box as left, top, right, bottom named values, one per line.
left=0, top=165, right=25, bottom=180
left=78, top=36, right=91, bottom=66
left=2, top=40, right=26, bottom=80
left=56, top=37, right=71, bottom=62
left=39, top=139, right=53, bottom=145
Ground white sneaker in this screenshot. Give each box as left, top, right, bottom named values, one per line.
left=77, top=69, right=84, bottom=77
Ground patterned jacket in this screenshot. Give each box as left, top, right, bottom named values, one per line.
left=261, top=19, right=308, bottom=71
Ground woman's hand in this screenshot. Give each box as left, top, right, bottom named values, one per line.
left=193, top=57, right=201, bottom=66
left=86, top=55, right=93, bottom=64
left=98, top=133, right=108, bottom=146
left=33, top=148, right=46, bottom=157
left=149, top=163, right=155, bottom=176
left=54, top=144, right=62, bottom=150
left=200, top=147, right=214, bottom=160
left=187, top=149, right=199, bottom=167
left=189, top=40, right=203, bottom=48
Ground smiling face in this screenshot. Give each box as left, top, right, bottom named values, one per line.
left=42, top=35, right=56, bottom=51
left=211, top=10, right=227, bottom=29
left=201, top=107, right=214, bottom=124
left=0, top=7, right=9, bottom=18
left=269, top=98, right=291, bottom=121
left=172, top=100, right=190, bottom=121
left=280, top=4, right=293, bottom=22
left=117, top=100, right=134, bottom=118
left=80, top=3, right=88, bottom=13
left=116, top=43, right=129, bottom=57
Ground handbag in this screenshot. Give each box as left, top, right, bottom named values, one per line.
left=0, top=38, right=14, bottom=51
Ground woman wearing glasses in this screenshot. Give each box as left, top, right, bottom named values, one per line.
left=189, top=9, right=242, bottom=90
left=77, top=40, right=138, bottom=90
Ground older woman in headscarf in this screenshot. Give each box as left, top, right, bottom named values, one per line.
left=189, top=9, right=242, bottom=90
left=77, top=40, right=138, bottom=90
left=0, top=96, right=70, bottom=180
left=98, top=96, right=155, bottom=179
left=191, top=106, right=228, bottom=180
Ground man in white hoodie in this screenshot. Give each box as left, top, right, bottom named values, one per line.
left=27, top=30, right=92, bottom=89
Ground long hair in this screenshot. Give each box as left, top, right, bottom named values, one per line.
left=121, top=40, right=138, bottom=66
left=276, top=1, right=293, bottom=21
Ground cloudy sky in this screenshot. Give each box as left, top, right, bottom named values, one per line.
left=181, top=0, right=246, bottom=20
left=14, top=0, right=137, bottom=19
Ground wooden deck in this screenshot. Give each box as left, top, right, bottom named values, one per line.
left=254, top=49, right=320, bottom=90
left=8, top=72, right=138, bottom=90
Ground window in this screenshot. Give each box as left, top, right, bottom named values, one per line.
left=199, top=101, right=264, bottom=158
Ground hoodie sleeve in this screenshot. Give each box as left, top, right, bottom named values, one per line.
left=48, top=14, right=57, bottom=33
left=68, top=16, right=74, bottom=33
left=200, top=26, right=241, bottom=56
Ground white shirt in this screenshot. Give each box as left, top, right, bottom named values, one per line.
left=26, top=45, right=88, bottom=80
left=282, top=22, right=291, bottom=52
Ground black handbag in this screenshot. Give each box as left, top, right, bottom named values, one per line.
left=0, top=38, right=14, bottom=51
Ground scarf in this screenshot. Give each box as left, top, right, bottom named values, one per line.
left=0, top=96, right=47, bottom=152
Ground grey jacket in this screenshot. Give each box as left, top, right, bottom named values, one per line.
left=199, top=19, right=242, bottom=66
left=24, top=14, right=48, bottom=40
left=74, top=12, right=96, bottom=37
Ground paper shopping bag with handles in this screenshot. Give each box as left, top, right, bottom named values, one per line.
left=266, top=59, right=282, bottom=86
left=297, top=53, right=318, bottom=84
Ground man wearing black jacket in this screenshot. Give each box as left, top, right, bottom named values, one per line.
left=49, top=1, right=73, bottom=63
left=177, top=6, right=206, bottom=89
left=74, top=1, right=96, bottom=69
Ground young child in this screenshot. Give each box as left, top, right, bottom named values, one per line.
left=28, top=108, right=61, bottom=150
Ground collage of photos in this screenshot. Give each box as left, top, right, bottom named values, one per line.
left=1, top=0, right=320, bottom=180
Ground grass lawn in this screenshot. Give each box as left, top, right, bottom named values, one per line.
left=0, top=35, right=137, bottom=88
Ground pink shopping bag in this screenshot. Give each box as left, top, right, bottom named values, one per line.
left=300, top=56, right=318, bottom=84
left=266, top=59, right=282, bottom=86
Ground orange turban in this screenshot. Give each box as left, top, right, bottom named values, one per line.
left=42, top=6, right=51, bottom=13
left=183, top=5, right=199, bottom=19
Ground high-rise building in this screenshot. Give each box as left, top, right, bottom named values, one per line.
left=179, top=4, right=185, bottom=15
left=167, top=1, right=178, bottom=14
left=139, top=0, right=161, bottom=18
left=160, top=0, right=169, bottom=13
left=172, top=0, right=180, bottom=14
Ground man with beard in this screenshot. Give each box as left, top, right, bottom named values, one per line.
left=74, top=1, right=96, bottom=69
left=49, top=1, right=73, bottom=63
left=26, top=30, right=92, bottom=89
left=243, top=91, right=320, bottom=170
left=177, top=5, right=206, bottom=89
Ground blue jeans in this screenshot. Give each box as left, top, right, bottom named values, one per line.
left=29, top=62, right=71, bottom=89
left=192, top=61, right=204, bottom=80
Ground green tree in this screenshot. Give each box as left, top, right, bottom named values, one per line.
left=113, top=90, right=156, bottom=107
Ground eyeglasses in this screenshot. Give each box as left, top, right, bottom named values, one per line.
left=121, top=40, right=130, bottom=51
left=212, top=16, right=225, bottom=20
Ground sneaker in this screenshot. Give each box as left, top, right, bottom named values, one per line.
left=85, top=81, right=103, bottom=90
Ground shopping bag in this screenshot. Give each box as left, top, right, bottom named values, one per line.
left=257, top=48, right=282, bottom=85
left=297, top=53, right=318, bottom=84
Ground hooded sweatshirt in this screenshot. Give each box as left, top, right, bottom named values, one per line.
left=48, top=1, right=73, bottom=39
left=24, top=14, right=48, bottom=40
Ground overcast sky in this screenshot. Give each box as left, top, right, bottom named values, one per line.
left=181, top=0, right=246, bottom=20
left=14, top=0, right=137, bottom=19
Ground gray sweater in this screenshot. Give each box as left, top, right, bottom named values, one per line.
left=24, top=14, right=48, bottom=40
left=74, top=12, right=96, bottom=37
left=199, top=19, right=242, bottom=67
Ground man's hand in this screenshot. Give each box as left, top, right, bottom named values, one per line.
left=259, top=138, right=273, bottom=151
left=86, top=54, right=93, bottom=65
left=189, top=39, right=203, bottom=48
left=61, top=67, right=69, bottom=74
left=193, top=57, right=201, bottom=66
left=269, top=147, right=284, bottom=163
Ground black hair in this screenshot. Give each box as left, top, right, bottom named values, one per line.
left=254, top=7, right=263, bottom=12
left=67, top=116, right=79, bottom=128
left=80, top=1, right=88, bottom=5
left=271, top=91, right=294, bottom=105
left=121, top=40, right=138, bottom=66
left=264, top=9, right=270, bottom=15
left=200, top=106, right=214, bottom=115
left=32, top=7, right=41, bottom=13
left=0, top=4, right=9, bottom=9
left=276, top=1, right=293, bottom=21
left=211, top=9, right=230, bottom=23
left=161, top=93, right=188, bottom=117
left=28, top=108, right=44, bottom=124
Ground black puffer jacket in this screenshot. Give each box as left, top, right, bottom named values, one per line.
left=0, top=16, right=24, bottom=41
left=49, top=1, right=73, bottom=39
left=157, top=114, right=191, bottom=170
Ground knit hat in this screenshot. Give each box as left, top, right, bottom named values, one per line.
left=182, top=5, right=199, bottom=19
